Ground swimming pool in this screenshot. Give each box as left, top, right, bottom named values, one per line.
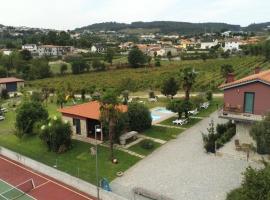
left=153, top=107, right=173, bottom=114
left=151, top=114, right=161, bottom=121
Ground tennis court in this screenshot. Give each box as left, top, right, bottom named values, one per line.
left=0, top=179, right=35, bottom=200
left=0, top=155, right=95, bottom=200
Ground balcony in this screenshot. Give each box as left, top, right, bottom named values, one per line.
left=219, top=104, right=263, bottom=122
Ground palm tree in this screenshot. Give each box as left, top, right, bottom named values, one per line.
left=181, top=67, right=197, bottom=101
left=99, top=89, right=119, bottom=161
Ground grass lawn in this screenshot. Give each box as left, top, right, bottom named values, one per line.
left=0, top=99, right=140, bottom=184
left=160, top=117, right=202, bottom=128
left=0, top=134, right=140, bottom=184
left=142, top=126, right=182, bottom=141
left=49, top=61, right=72, bottom=74
left=128, top=139, right=161, bottom=156
left=196, top=98, right=223, bottom=118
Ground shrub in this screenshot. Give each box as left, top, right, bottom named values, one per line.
left=250, top=114, right=270, bottom=154
left=15, top=101, right=48, bottom=137
left=202, top=120, right=236, bottom=153
left=38, top=117, right=72, bottom=153
left=1, top=89, right=9, bottom=99
left=127, top=102, right=152, bottom=132
left=206, top=90, right=213, bottom=101
left=226, top=165, right=270, bottom=200
left=141, top=140, right=154, bottom=150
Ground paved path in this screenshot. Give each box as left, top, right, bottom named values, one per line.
left=111, top=111, right=261, bottom=200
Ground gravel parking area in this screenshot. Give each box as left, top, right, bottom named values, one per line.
left=111, top=112, right=260, bottom=200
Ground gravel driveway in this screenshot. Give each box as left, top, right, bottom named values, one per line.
left=111, top=111, right=260, bottom=200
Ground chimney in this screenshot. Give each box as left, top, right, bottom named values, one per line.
left=255, top=66, right=261, bottom=74
left=226, top=73, right=235, bottom=83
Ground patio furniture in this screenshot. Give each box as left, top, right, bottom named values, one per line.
left=188, top=108, right=199, bottom=115
left=119, top=131, right=138, bottom=145
left=0, top=116, right=5, bottom=121
left=234, top=139, right=241, bottom=151
left=0, top=108, right=8, bottom=113
left=173, top=119, right=188, bottom=126
left=200, top=102, right=210, bottom=109
left=148, top=98, right=157, bottom=102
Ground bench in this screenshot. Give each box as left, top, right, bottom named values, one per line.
left=119, top=131, right=138, bottom=145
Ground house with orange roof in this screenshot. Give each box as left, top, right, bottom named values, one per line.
left=219, top=67, right=270, bottom=145
left=0, top=77, right=24, bottom=93
left=59, top=101, right=128, bottom=140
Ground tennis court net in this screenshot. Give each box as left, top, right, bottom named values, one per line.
left=0, top=179, right=35, bottom=200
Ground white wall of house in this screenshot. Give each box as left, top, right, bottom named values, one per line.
left=62, top=116, right=88, bottom=138
left=200, top=40, right=218, bottom=49
left=22, top=44, right=37, bottom=52
left=223, top=42, right=241, bottom=52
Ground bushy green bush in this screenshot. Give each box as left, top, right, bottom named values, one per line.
left=38, top=117, right=72, bottom=153
left=202, top=121, right=236, bottom=153
left=141, top=140, right=154, bottom=150
left=15, top=101, right=48, bottom=137
left=227, top=165, right=270, bottom=200
left=127, top=102, right=152, bottom=132
left=250, top=114, right=270, bottom=154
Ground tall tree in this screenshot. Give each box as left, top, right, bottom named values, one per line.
left=104, top=48, right=115, bottom=65
left=181, top=67, right=197, bottom=101
left=128, top=47, right=146, bottom=68
left=99, top=89, right=119, bottom=160
left=220, top=64, right=234, bottom=78
left=161, top=77, right=179, bottom=99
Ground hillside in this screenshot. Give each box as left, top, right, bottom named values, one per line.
left=76, top=21, right=241, bottom=34
left=244, top=22, right=270, bottom=32
left=30, top=56, right=270, bottom=93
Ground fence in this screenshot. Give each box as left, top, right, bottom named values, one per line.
left=0, top=146, right=127, bottom=200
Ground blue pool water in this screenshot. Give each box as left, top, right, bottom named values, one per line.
left=153, top=108, right=173, bottom=114
left=151, top=114, right=161, bottom=121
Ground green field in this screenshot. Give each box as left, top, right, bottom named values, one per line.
left=29, top=56, right=270, bottom=92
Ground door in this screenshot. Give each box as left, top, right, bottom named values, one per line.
left=6, top=83, right=17, bottom=92
left=74, top=119, right=81, bottom=135
left=244, top=92, right=255, bottom=113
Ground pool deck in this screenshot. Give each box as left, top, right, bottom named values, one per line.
left=151, top=107, right=177, bottom=125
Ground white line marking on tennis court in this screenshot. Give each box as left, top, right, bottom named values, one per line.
left=0, top=178, right=37, bottom=200
left=34, top=181, right=50, bottom=190
left=0, top=156, right=95, bottom=200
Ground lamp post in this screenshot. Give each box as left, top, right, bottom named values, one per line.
left=95, top=125, right=102, bottom=200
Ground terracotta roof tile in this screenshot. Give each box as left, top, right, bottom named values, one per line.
left=0, top=77, right=24, bottom=84
left=59, top=101, right=128, bottom=120
left=219, top=69, right=270, bottom=89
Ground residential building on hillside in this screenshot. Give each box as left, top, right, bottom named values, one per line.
left=219, top=68, right=270, bottom=146
left=59, top=101, right=128, bottom=141
left=0, top=77, right=24, bottom=93
left=22, top=44, right=38, bottom=53
left=37, top=45, right=74, bottom=57
left=223, top=39, right=242, bottom=52
left=200, top=39, right=219, bottom=49
left=90, top=44, right=105, bottom=53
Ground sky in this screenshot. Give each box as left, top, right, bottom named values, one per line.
left=0, top=0, right=269, bottom=30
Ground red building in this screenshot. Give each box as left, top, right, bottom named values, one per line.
left=219, top=68, right=270, bottom=145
